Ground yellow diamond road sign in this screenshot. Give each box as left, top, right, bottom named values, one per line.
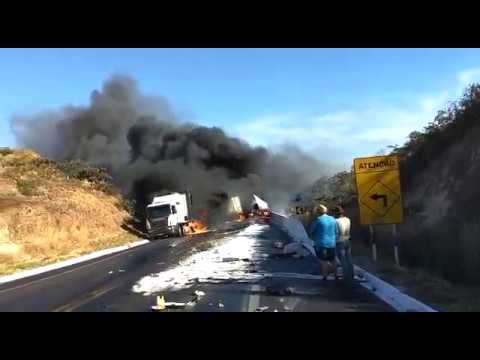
left=354, top=155, right=404, bottom=225
left=361, top=180, right=400, bottom=217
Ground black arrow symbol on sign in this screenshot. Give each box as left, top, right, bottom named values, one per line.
left=370, top=193, right=388, bottom=208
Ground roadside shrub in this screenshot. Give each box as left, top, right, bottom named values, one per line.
left=16, top=179, right=38, bottom=196
left=32, top=158, right=56, bottom=167
left=57, top=160, right=113, bottom=184
left=114, top=197, right=134, bottom=213
left=458, top=218, right=480, bottom=283
left=0, top=147, right=13, bottom=156
left=95, top=182, right=118, bottom=196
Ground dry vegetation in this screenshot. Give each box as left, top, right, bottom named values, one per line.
left=0, top=149, right=136, bottom=275
left=388, top=84, right=480, bottom=282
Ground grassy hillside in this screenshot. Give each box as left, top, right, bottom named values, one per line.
left=0, top=148, right=136, bottom=275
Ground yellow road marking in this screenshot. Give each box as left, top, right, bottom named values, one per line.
left=52, top=284, right=119, bottom=312
left=0, top=245, right=145, bottom=295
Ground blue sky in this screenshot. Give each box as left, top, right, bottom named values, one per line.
left=2, top=48, right=480, bottom=169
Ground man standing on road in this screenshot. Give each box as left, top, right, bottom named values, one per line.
left=333, top=205, right=354, bottom=284
left=309, top=205, right=337, bottom=280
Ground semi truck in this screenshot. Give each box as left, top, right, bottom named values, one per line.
left=145, top=191, right=193, bottom=239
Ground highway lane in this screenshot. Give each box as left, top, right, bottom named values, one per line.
left=0, top=222, right=245, bottom=312
left=0, top=221, right=391, bottom=312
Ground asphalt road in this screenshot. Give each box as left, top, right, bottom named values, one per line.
left=0, top=220, right=392, bottom=312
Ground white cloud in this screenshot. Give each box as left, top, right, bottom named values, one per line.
left=458, top=67, right=480, bottom=86
left=236, top=112, right=350, bottom=151
left=230, top=67, right=480, bottom=169
left=234, top=101, right=441, bottom=157
left=352, top=126, right=413, bottom=143
left=310, top=110, right=359, bottom=124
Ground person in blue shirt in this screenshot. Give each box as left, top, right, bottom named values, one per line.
left=309, top=204, right=338, bottom=280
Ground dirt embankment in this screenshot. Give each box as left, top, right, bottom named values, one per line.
left=0, top=148, right=136, bottom=275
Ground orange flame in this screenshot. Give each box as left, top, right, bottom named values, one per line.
left=235, top=212, right=247, bottom=222
left=184, top=219, right=209, bottom=235
left=257, top=209, right=271, bottom=223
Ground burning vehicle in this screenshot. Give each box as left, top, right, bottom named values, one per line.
left=252, top=194, right=271, bottom=217
left=145, top=191, right=210, bottom=239
left=11, top=75, right=324, bottom=240
left=145, top=191, right=193, bottom=239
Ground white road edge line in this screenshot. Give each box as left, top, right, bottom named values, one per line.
left=0, top=239, right=150, bottom=286
left=247, top=284, right=261, bottom=312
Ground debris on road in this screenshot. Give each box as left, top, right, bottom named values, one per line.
left=151, top=295, right=188, bottom=310
left=194, top=290, right=206, bottom=297
left=165, top=302, right=187, bottom=309
left=133, top=224, right=265, bottom=295
left=183, top=290, right=206, bottom=306
left=283, top=243, right=310, bottom=257
left=265, top=284, right=295, bottom=296
left=151, top=296, right=166, bottom=311
left=256, top=306, right=269, bottom=312
left=273, top=241, right=284, bottom=249
left=109, top=269, right=126, bottom=274
left=236, top=279, right=262, bottom=284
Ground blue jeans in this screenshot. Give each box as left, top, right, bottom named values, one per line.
left=336, top=241, right=354, bottom=281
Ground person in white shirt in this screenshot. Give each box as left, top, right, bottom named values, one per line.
left=333, top=205, right=354, bottom=283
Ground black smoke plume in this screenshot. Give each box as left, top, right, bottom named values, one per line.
left=11, top=75, right=324, bottom=221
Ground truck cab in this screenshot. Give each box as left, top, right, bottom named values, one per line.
left=145, top=192, right=192, bottom=239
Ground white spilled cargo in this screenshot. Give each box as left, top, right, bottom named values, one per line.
left=269, top=212, right=316, bottom=257
left=282, top=242, right=311, bottom=258
left=132, top=224, right=266, bottom=295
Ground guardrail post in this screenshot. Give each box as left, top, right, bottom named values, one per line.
left=369, top=225, right=377, bottom=261
left=392, top=224, right=399, bottom=266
